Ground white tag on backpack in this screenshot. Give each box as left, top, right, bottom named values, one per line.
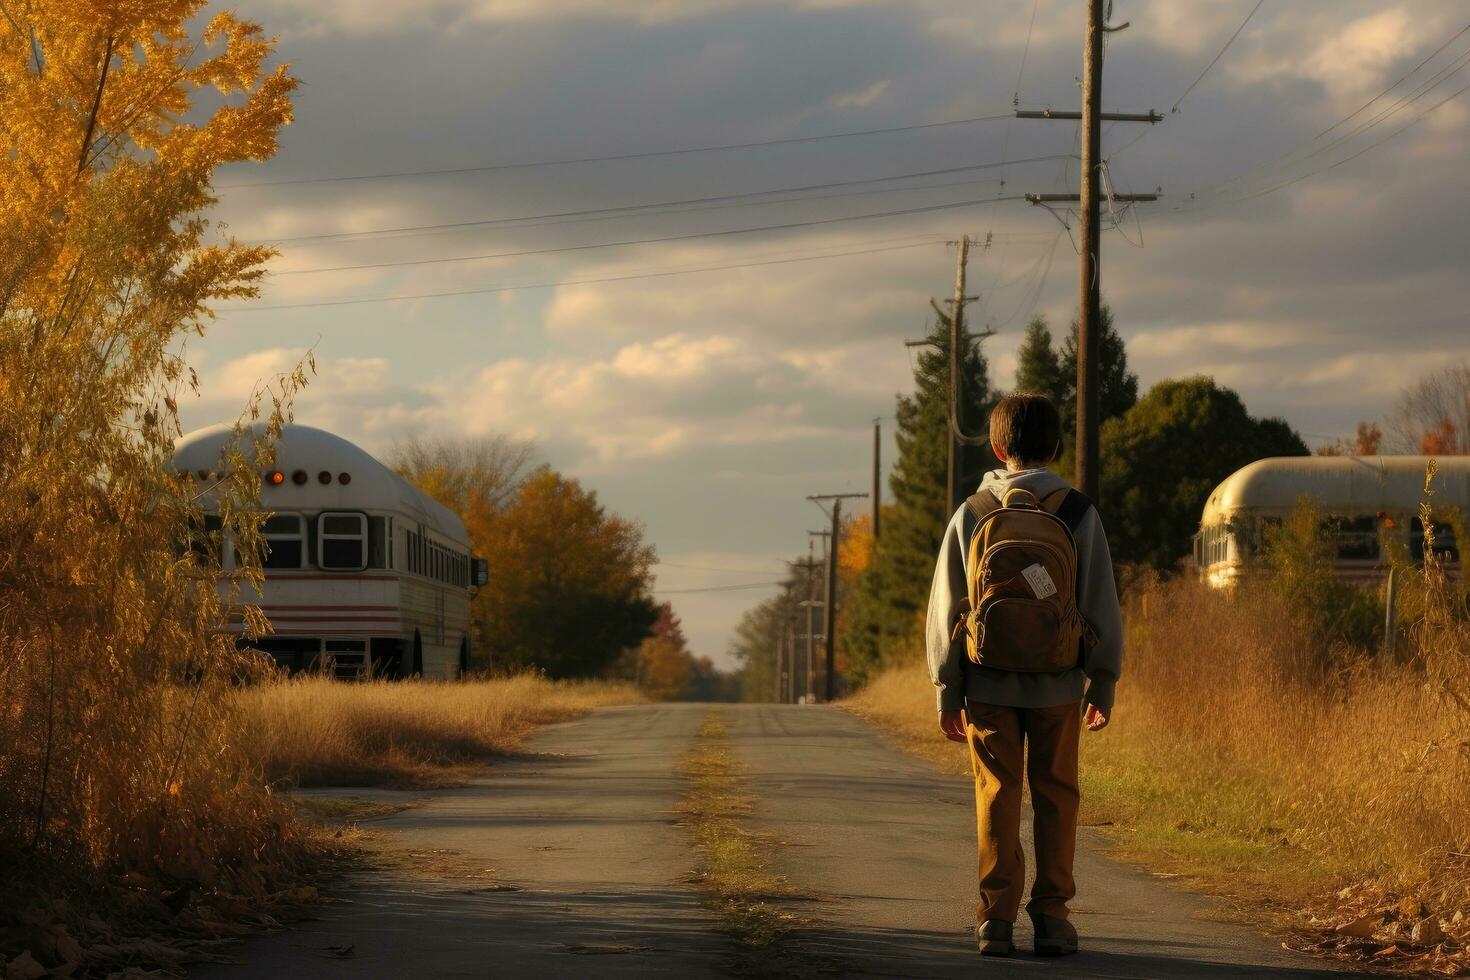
left=1021, top=563, right=1057, bottom=599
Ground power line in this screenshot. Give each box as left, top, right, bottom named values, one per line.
left=219, top=112, right=1014, bottom=190
left=1314, top=19, right=1470, bottom=141
left=1109, top=0, right=1266, bottom=169
left=1294, top=46, right=1470, bottom=165
left=1171, top=0, right=1266, bottom=113
left=655, top=561, right=788, bottom=575
left=1174, top=76, right=1470, bottom=212
left=1181, top=23, right=1470, bottom=205
left=655, top=581, right=788, bottom=594
left=269, top=194, right=1028, bottom=277
left=221, top=237, right=948, bottom=312
left=260, top=153, right=1073, bottom=246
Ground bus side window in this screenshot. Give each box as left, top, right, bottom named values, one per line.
left=368, top=516, right=388, bottom=568
left=262, top=514, right=305, bottom=569
left=319, top=513, right=368, bottom=570
left=1334, top=516, right=1379, bottom=560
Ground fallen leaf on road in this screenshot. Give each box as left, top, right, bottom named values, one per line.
left=325, top=944, right=356, bottom=958
left=1335, top=914, right=1380, bottom=938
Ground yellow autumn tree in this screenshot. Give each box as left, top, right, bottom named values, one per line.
left=0, top=0, right=301, bottom=943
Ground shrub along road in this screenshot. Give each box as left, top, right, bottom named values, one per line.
left=197, top=703, right=1357, bottom=978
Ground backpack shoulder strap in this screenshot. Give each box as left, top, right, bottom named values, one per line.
left=964, top=487, right=1001, bottom=524
left=1041, top=487, right=1094, bottom=533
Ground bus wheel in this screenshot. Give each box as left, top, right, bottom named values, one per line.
left=411, top=631, right=423, bottom=677
left=458, top=640, right=469, bottom=679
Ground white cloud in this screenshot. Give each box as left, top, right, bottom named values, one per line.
left=447, top=332, right=828, bottom=465
left=188, top=331, right=891, bottom=471
left=1224, top=3, right=1458, bottom=106
left=828, top=79, right=890, bottom=110
left=187, top=348, right=432, bottom=441
left=1130, top=320, right=1314, bottom=359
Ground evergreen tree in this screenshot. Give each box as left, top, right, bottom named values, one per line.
left=1014, top=316, right=1064, bottom=401
left=845, top=313, right=998, bottom=675
left=1058, top=304, right=1140, bottom=438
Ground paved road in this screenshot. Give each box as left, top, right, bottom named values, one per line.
left=200, top=704, right=728, bottom=979
left=197, top=703, right=1358, bottom=978
left=729, top=704, right=1353, bottom=978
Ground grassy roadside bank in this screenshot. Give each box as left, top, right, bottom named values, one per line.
left=238, top=674, right=643, bottom=789
left=845, top=576, right=1470, bottom=976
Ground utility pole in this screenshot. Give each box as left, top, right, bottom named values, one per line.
left=926, top=238, right=991, bottom=516
left=1076, top=0, right=1105, bottom=501
left=1017, top=5, right=1160, bottom=502
left=802, top=531, right=829, bottom=703
left=808, top=493, right=866, bottom=701
left=773, top=628, right=785, bottom=704
left=947, top=234, right=970, bottom=516
left=871, top=419, right=882, bottom=540
left=784, top=630, right=794, bottom=704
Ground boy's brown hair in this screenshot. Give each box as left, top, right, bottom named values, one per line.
left=989, top=393, right=1061, bottom=465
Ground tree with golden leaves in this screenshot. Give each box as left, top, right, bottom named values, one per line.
left=0, top=0, right=300, bottom=944
left=479, top=468, right=658, bottom=678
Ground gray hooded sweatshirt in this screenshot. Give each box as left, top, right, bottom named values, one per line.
left=926, top=466, right=1123, bottom=714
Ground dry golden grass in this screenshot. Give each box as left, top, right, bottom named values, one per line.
left=677, top=709, right=813, bottom=978
left=238, top=674, right=643, bottom=789
left=846, top=574, right=1470, bottom=973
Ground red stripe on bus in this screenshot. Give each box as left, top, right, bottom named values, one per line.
left=249, top=616, right=401, bottom=624
left=254, top=629, right=392, bottom=636
left=258, top=605, right=399, bottom=612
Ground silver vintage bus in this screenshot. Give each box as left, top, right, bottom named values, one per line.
left=175, top=423, right=488, bottom=678
left=1195, top=456, right=1468, bottom=588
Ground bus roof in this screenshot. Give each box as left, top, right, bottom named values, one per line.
left=1201, top=455, right=1470, bottom=526
left=173, top=423, right=468, bottom=544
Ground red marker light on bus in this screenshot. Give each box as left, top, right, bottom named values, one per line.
left=338, top=472, right=351, bottom=485
left=267, top=470, right=285, bottom=486
left=318, top=470, right=332, bottom=485
left=292, top=469, right=308, bottom=485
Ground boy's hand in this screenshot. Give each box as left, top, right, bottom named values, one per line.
left=939, top=709, right=968, bottom=742
left=1084, top=704, right=1109, bottom=731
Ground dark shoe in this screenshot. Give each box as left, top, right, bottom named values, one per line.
left=976, top=919, right=1014, bottom=956
left=1030, top=913, right=1078, bottom=956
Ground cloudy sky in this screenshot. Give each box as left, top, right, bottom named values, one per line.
left=182, top=0, right=1470, bottom=665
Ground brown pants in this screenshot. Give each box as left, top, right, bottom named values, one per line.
left=966, top=700, right=1082, bottom=924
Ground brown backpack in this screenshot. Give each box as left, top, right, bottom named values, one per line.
left=958, top=485, right=1096, bottom=672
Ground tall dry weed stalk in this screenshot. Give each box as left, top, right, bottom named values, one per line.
left=0, top=0, right=306, bottom=923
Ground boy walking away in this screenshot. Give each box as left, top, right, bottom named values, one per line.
left=926, top=393, right=1122, bottom=958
